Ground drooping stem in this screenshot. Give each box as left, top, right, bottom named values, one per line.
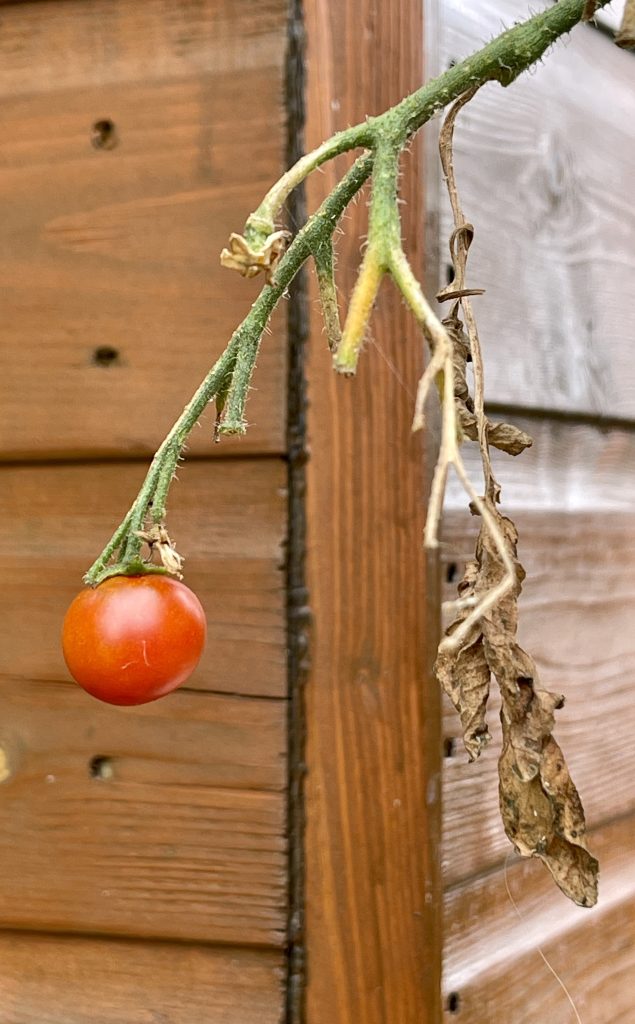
left=246, top=0, right=610, bottom=239
left=86, top=0, right=610, bottom=584
left=85, top=155, right=373, bottom=585
left=244, top=130, right=374, bottom=247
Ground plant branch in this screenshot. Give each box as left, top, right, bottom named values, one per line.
left=85, top=154, right=373, bottom=585
left=86, top=0, right=607, bottom=585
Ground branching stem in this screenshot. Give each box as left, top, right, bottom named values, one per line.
left=86, top=0, right=609, bottom=585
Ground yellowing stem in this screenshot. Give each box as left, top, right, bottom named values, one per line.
left=333, top=250, right=385, bottom=375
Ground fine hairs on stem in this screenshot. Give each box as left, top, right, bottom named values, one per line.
left=86, top=0, right=612, bottom=587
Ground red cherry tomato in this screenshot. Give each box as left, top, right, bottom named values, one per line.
left=62, top=575, right=206, bottom=706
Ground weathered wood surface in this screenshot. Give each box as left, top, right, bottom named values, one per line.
left=441, top=508, right=635, bottom=885
left=0, top=931, right=284, bottom=1024
left=437, top=0, right=635, bottom=420
left=304, top=1, right=442, bottom=1021
left=444, top=417, right=635, bottom=512
left=0, top=459, right=287, bottom=697
left=0, top=680, right=286, bottom=944
left=0, top=0, right=287, bottom=459
left=443, top=814, right=635, bottom=1022
left=0, top=676, right=286, bottom=793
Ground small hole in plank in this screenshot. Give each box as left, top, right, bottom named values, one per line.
left=446, top=562, right=458, bottom=584
left=447, top=991, right=461, bottom=1014
left=91, top=118, right=118, bottom=150
left=93, top=345, right=120, bottom=367
left=89, top=756, right=114, bottom=781
left=443, top=737, right=456, bottom=758
left=445, top=263, right=454, bottom=285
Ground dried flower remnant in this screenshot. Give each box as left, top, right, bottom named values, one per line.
left=220, top=229, right=291, bottom=283
left=135, top=524, right=184, bottom=578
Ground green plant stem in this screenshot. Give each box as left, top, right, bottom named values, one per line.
left=333, top=138, right=402, bottom=373
left=85, top=154, right=374, bottom=585
left=312, top=238, right=342, bottom=352
left=86, top=0, right=607, bottom=584
left=247, top=0, right=610, bottom=235
left=244, top=133, right=374, bottom=246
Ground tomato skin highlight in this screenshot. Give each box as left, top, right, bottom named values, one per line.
left=62, top=575, right=207, bottom=706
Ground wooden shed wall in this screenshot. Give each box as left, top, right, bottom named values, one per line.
left=436, top=4, right=635, bottom=1021
left=0, top=2, right=289, bottom=1021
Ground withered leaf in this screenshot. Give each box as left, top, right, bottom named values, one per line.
left=437, top=629, right=491, bottom=761
left=500, top=729, right=599, bottom=907
left=437, top=499, right=598, bottom=907
left=445, top=314, right=533, bottom=458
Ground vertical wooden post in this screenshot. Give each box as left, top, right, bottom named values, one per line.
left=303, top=1, right=442, bottom=1021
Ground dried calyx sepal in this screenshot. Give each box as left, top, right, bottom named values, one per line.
left=220, top=223, right=291, bottom=284
left=134, top=524, right=184, bottom=579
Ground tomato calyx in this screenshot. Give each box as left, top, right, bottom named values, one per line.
left=83, top=522, right=184, bottom=588
left=85, top=560, right=172, bottom=587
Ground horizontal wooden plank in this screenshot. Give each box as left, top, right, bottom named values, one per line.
left=0, top=676, right=286, bottom=793
left=0, top=931, right=283, bottom=1024
left=0, top=0, right=285, bottom=95
left=0, top=678, right=286, bottom=944
left=437, top=0, right=635, bottom=420
left=443, top=814, right=635, bottom=1023
left=440, top=508, right=635, bottom=886
left=0, top=0, right=287, bottom=459
left=444, top=417, right=635, bottom=512
left=0, top=459, right=287, bottom=697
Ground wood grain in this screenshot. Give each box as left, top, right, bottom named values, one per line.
left=0, top=0, right=285, bottom=95
left=444, top=417, right=635, bottom=512
left=0, top=459, right=287, bottom=697
left=435, top=0, right=635, bottom=420
left=0, top=0, right=288, bottom=459
left=441, top=509, right=635, bottom=885
left=0, top=677, right=286, bottom=944
left=303, top=2, right=442, bottom=1021
left=443, top=814, right=635, bottom=1023
left=0, top=931, right=283, bottom=1024
left=0, top=675, right=286, bottom=794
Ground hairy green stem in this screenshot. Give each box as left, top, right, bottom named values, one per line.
left=333, top=138, right=402, bottom=373
left=248, top=0, right=609, bottom=235
left=312, top=238, right=342, bottom=352
left=244, top=132, right=374, bottom=247
left=86, top=0, right=607, bottom=584
left=85, top=155, right=373, bottom=585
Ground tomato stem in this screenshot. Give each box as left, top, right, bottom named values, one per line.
left=84, top=0, right=610, bottom=586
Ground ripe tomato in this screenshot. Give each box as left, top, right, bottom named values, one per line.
left=62, top=575, right=206, bottom=706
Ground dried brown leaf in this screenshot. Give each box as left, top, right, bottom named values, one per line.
left=437, top=628, right=491, bottom=761
left=436, top=501, right=598, bottom=906
left=435, top=86, right=596, bottom=907
left=616, top=0, right=635, bottom=48
left=445, top=314, right=532, bottom=457
left=500, top=728, right=599, bottom=907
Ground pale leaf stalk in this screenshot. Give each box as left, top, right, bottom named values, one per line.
left=390, top=247, right=515, bottom=653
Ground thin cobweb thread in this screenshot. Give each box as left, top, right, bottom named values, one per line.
left=369, top=337, right=415, bottom=400
left=504, top=853, right=583, bottom=1024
